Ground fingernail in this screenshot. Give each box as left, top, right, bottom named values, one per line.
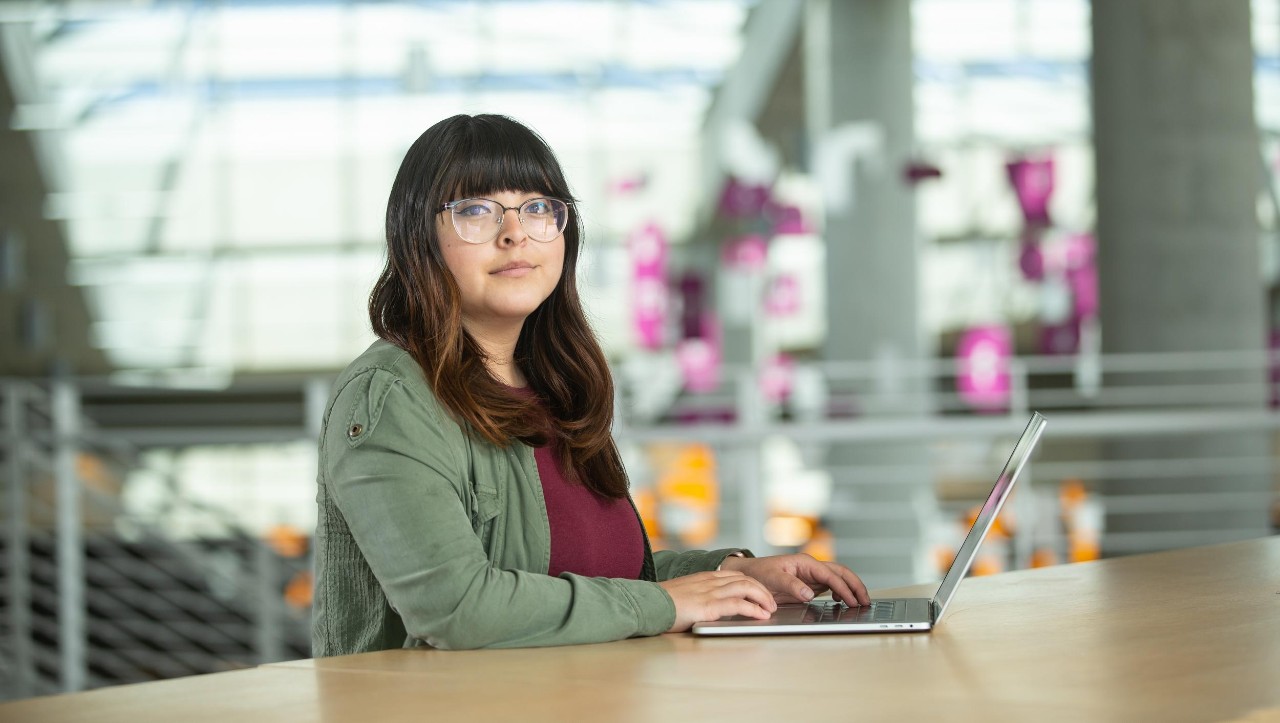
left=801, top=588, right=814, bottom=600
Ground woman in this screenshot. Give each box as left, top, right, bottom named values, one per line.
left=313, top=114, right=868, bottom=655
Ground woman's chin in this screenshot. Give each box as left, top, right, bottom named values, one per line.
left=466, top=303, right=546, bottom=328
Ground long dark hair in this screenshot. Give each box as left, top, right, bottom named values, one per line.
left=370, top=114, right=628, bottom=498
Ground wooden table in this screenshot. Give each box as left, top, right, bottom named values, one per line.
left=3, top=537, right=1277, bottom=722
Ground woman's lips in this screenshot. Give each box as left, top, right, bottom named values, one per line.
left=491, top=262, right=534, bottom=277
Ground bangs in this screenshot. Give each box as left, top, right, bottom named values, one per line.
left=437, top=118, right=571, bottom=203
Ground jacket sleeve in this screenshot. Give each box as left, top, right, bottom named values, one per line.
left=321, top=368, right=676, bottom=650
left=652, top=548, right=756, bottom=582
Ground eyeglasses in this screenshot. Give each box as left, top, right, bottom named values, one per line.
left=437, top=197, right=571, bottom=244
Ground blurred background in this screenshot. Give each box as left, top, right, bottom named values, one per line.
left=1, top=0, right=1277, bottom=699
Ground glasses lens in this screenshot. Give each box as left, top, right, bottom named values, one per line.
left=451, top=199, right=501, bottom=244
left=520, top=198, right=569, bottom=242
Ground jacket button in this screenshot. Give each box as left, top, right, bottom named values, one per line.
left=348, top=424, right=364, bottom=438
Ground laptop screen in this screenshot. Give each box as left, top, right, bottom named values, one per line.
left=930, top=412, right=1047, bottom=621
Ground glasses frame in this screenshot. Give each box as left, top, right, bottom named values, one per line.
left=436, top=196, right=572, bottom=245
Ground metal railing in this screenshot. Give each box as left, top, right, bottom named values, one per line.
left=612, top=348, right=1279, bottom=582
left=2, top=348, right=1277, bottom=699
left=1, top=381, right=309, bottom=700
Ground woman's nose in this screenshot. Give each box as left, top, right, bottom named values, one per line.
left=496, top=208, right=527, bottom=246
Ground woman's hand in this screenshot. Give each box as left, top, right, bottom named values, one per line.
left=658, top=570, right=778, bottom=632
left=719, top=553, right=871, bottom=607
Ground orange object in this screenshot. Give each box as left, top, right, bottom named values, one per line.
left=934, top=546, right=956, bottom=575
left=653, top=444, right=720, bottom=547
left=1069, top=538, right=1100, bottom=563
left=965, top=503, right=1014, bottom=538
left=632, top=487, right=662, bottom=546
left=1031, top=548, right=1059, bottom=568
left=1059, top=478, right=1088, bottom=510
left=802, top=527, right=835, bottom=562
left=1060, top=479, right=1101, bottom=563
left=284, top=570, right=313, bottom=609
left=970, top=556, right=1001, bottom=577
left=264, top=524, right=309, bottom=558
left=764, top=514, right=816, bottom=549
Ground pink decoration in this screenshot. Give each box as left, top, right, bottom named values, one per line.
left=674, top=270, right=721, bottom=393
left=759, top=354, right=795, bottom=404
left=717, top=177, right=772, bottom=219
left=956, top=326, right=1012, bottom=413
left=769, top=204, right=811, bottom=236
left=903, top=160, right=943, bottom=184
left=1006, top=155, right=1055, bottom=227
left=1039, top=320, right=1080, bottom=356
left=674, top=407, right=737, bottom=425
left=720, top=235, right=768, bottom=272
left=678, top=273, right=708, bottom=340
left=676, top=337, right=721, bottom=394
left=632, top=277, right=667, bottom=350
left=1062, top=234, right=1097, bottom=320
left=629, top=222, right=669, bottom=350
left=1270, top=329, right=1280, bottom=408
left=1068, top=266, right=1098, bottom=320
left=629, top=222, right=667, bottom=272
left=677, top=313, right=722, bottom=394
left=763, top=273, right=802, bottom=318
left=1019, top=238, right=1045, bottom=281
left=1062, top=233, right=1095, bottom=270
left=607, top=173, right=648, bottom=196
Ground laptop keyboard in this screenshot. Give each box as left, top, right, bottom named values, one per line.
left=802, top=600, right=898, bottom=623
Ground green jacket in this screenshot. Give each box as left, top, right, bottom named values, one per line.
left=313, top=340, right=745, bottom=655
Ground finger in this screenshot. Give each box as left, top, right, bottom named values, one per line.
left=794, top=561, right=861, bottom=606
left=822, top=563, right=870, bottom=606
left=751, top=579, right=779, bottom=612
left=783, top=559, right=848, bottom=600
left=819, top=570, right=859, bottom=606
left=772, top=592, right=814, bottom=604
left=843, top=568, right=870, bottom=606
left=851, top=577, right=870, bottom=605
left=779, top=575, right=817, bottom=603
left=725, top=597, right=772, bottom=620
left=720, top=576, right=778, bottom=612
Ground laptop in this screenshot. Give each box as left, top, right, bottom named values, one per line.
left=692, top=411, right=1047, bottom=636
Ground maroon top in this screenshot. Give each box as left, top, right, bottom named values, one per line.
left=512, top=387, right=644, bottom=579
left=533, top=442, right=644, bottom=579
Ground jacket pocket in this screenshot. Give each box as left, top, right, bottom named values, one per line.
left=469, top=482, right=501, bottom=555
left=465, top=435, right=503, bottom=549
left=472, top=483, right=501, bottom=525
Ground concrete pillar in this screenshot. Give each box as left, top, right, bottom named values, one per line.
left=809, top=0, right=922, bottom=368
left=1092, top=1, right=1270, bottom=551
left=806, top=0, right=931, bottom=588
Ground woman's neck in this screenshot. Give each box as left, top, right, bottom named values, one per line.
left=463, top=319, right=527, bottom=388
left=486, top=357, right=527, bottom=388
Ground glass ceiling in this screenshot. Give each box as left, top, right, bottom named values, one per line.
left=7, top=0, right=750, bottom=379
left=3, top=0, right=1277, bottom=380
